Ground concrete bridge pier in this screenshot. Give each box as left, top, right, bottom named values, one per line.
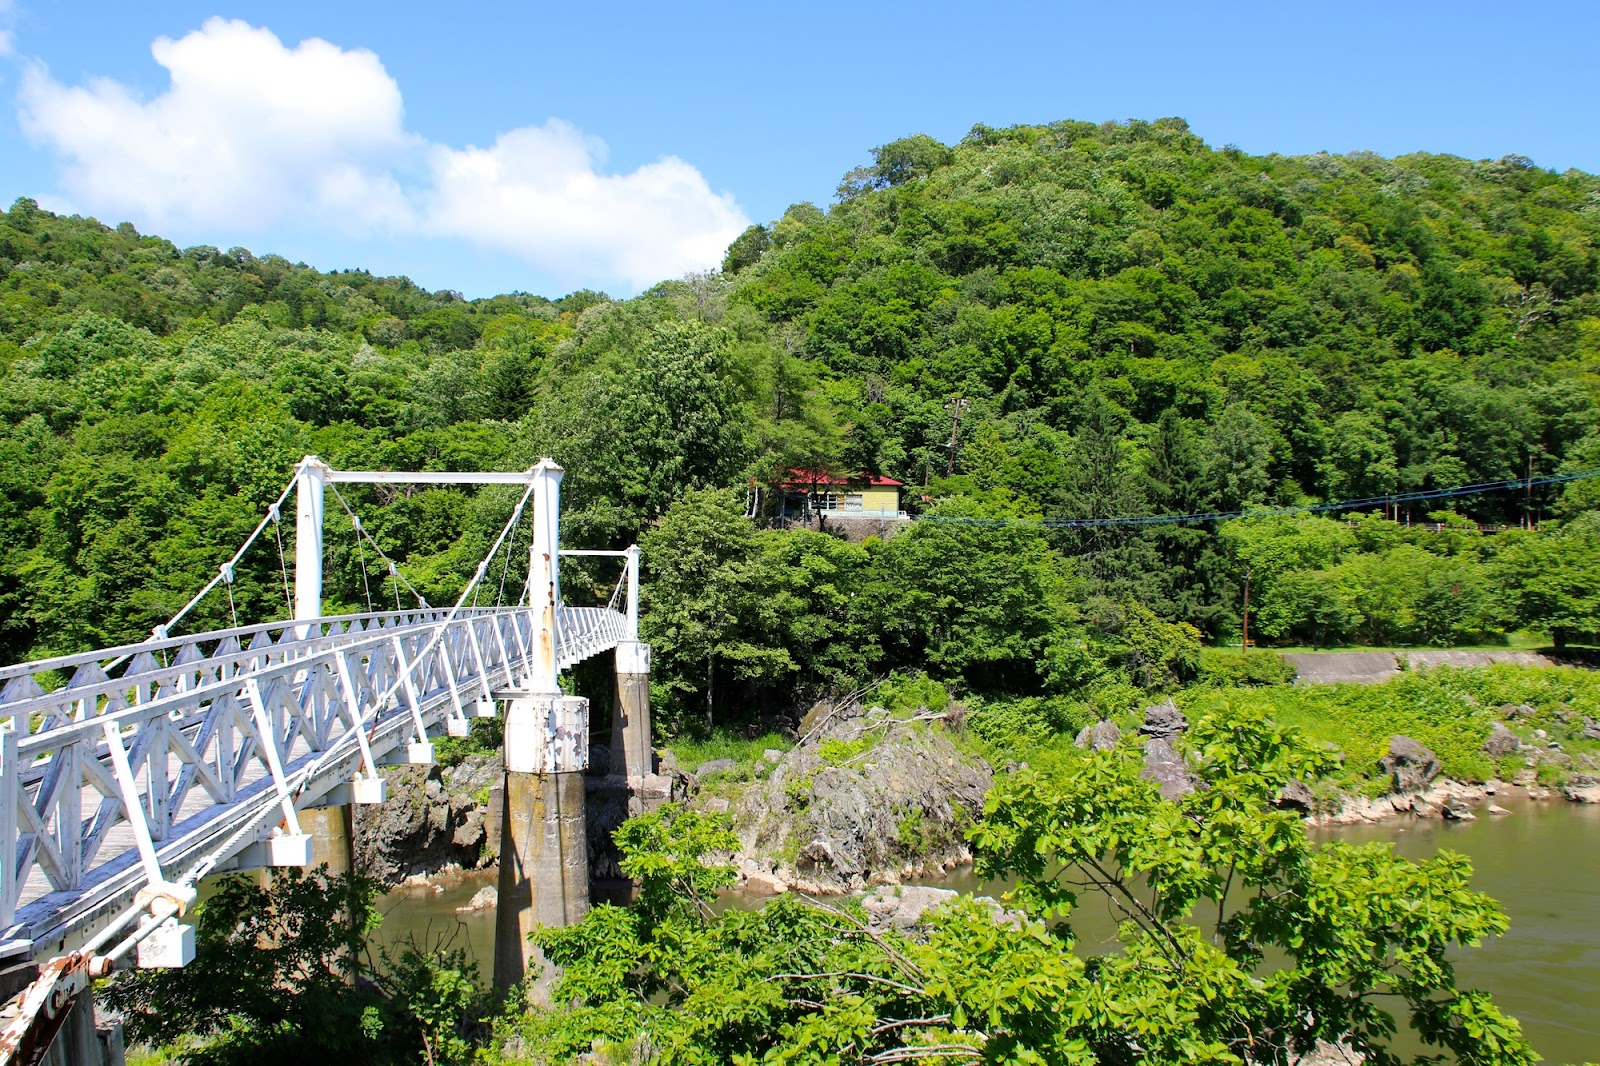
left=494, top=694, right=590, bottom=998
left=302, top=803, right=355, bottom=878
left=611, top=641, right=653, bottom=783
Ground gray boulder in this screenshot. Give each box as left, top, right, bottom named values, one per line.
left=1583, top=717, right=1600, bottom=741
left=697, top=758, right=737, bottom=776
left=1139, top=700, right=1188, bottom=742
left=1275, top=778, right=1316, bottom=814
left=861, top=885, right=1022, bottom=935
left=1142, top=737, right=1199, bottom=800
left=1482, top=722, right=1521, bottom=759
left=733, top=712, right=992, bottom=892
left=1380, top=736, right=1441, bottom=795
left=1562, top=774, right=1600, bottom=804
left=455, top=885, right=497, bottom=913
left=1441, top=795, right=1476, bottom=821
left=1075, top=719, right=1122, bottom=752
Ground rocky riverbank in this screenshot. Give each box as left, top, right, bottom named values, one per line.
left=353, top=753, right=502, bottom=883
left=687, top=701, right=991, bottom=895
left=353, top=677, right=1600, bottom=893
left=1072, top=696, right=1600, bottom=829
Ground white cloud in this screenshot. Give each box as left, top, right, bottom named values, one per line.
left=19, top=18, right=411, bottom=232
left=0, top=31, right=14, bottom=58
left=425, top=122, right=748, bottom=291
left=15, top=18, right=748, bottom=291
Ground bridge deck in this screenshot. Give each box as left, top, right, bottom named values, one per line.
left=0, top=604, right=628, bottom=962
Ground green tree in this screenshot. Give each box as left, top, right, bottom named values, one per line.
left=640, top=488, right=794, bottom=729
left=1320, top=410, right=1399, bottom=501
left=1495, top=514, right=1600, bottom=647
left=511, top=711, right=1534, bottom=1066
left=105, top=869, right=379, bottom=1065
left=872, top=493, right=1074, bottom=693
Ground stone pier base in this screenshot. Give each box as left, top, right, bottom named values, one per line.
left=612, top=659, right=652, bottom=783
left=493, top=770, right=589, bottom=997
left=302, top=803, right=354, bottom=877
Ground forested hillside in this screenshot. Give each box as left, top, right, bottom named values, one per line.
left=3, top=117, right=1599, bottom=734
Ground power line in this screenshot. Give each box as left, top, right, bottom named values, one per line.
left=914, top=468, right=1600, bottom=530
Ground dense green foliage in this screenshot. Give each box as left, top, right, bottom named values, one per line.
left=5, top=116, right=1600, bottom=725
left=492, top=713, right=1534, bottom=1065
left=104, top=868, right=486, bottom=1065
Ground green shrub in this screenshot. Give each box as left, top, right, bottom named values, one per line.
left=433, top=716, right=501, bottom=768
left=1197, top=647, right=1298, bottom=687
left=966, top=695, right=1091, bottom=751
left=817, top=736, right=873, bottom=764
left=1184, top=669, right=1504, bottom=791
left=875, top=672, right=950, bottom=716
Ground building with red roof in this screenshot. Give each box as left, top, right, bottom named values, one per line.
left=777, top=469, right=906, bottom=519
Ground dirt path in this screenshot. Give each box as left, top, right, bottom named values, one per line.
left=1282, top=649, right=1557, bottom=685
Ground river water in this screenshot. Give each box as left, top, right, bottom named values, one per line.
left=376, top=797, right=1600, bottom=1062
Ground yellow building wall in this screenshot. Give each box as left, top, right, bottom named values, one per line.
left=857, top=487, right=901, bottom=513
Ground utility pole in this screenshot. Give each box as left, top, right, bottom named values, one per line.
left=1525, top=452, right=1534, bottom=530
left=1241, top=566, right=1252, bottom=652
left=945, top=396, right=968, bottom=477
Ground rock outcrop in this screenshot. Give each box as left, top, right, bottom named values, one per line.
left=353, top=753, right=501, bottom=883
left=1074, top=719, right=1122, bottom=751
left=730, top=706, right=992, bottom=893
left=1138, top=700, right=1188, bottom=742
left=1275, top=778, right=1316, bottom=814
left=1141, top=736, right=1199, bottom=800
left=1379, top=736, right=1441, bottom=794
left=1482, top=722, right=1521, bottom=759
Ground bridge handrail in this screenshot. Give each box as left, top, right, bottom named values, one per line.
left=0, top=607, right=547, bottom=727
left=0, top=607, right=476, bottom=685
left=1, top=606, right=571, bottom=950
left=6, top=614, right=521, bottom=758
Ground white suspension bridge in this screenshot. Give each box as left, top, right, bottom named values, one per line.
left=0, top=456, right=649, bottom=1064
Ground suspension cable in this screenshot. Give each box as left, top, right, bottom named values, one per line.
left=494, top=514, right=519, bottom=607
left=352, top=517, right=375, bottom=614
left=62, top=482, right=540, bottom=972
left=361, top=482, right=536, bottom=740
left=154, top=473, right=300, bottom=638
left=272, top=508, right=293, bottom=615
left=327, top=482, right=430, bottom=610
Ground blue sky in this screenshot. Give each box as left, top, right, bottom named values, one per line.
left=1, top=1, right=1596, bottom=300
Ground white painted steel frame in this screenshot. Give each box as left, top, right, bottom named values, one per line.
left=0, top=603, right=628, bottom=963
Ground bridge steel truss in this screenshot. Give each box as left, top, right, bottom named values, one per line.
left=0, top=603, right=627, bottom=965
left=0, top=457, right=636, bottom=977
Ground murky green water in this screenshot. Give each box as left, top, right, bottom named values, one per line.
left=377, top=798, right=1600, bottom=1062
left=1315, top=798, right=1600, bottom=1062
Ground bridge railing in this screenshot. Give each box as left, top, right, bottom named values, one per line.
left=0, top=608, right=466, bottom=733
left=0, top=603, right=629, bottom=962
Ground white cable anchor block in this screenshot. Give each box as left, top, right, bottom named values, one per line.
left=136, top=917, right=195, bottom=969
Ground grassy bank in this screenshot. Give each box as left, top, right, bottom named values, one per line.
left=960, top=658, right=1600, bottom=798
